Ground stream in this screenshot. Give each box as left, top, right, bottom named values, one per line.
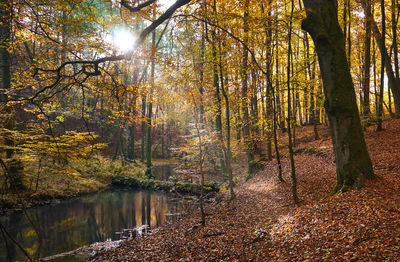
left=0, top=164, right=190, bottom=262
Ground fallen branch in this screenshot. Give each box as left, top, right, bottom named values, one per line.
left=203, top=232, right=224, bottom=238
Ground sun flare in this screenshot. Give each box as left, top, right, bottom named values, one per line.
left=113, top=28, right=136, bottom=52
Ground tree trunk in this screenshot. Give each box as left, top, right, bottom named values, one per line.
left=392, top=0, right=399, bottom=79
left=275, top=21, right=285, bottom=132
left=0, top=0, right=13, bottom=159
left=343, top=0, right=347, bottom=51
left=287, top=0, right=298, bottom=203
left=347, top=0, right=351, bottom=68
left=373, top=39, right=378, bottom=115
left=265, top=10, right=273, bottom=161
left=199, top=0, right=206, bottom=123
left=250, top=62, right=260, bottom=155
left=377, top=0, right=386, bottom=131
left=302, top=0, right=375, bottom=193
left=362, top=0, right=372, bottom=121
left=272, top=25, right=283, bottom=182
left=306, top=37, right=320, bottom=140
left=141, top=96, right=147, bottom=162
left=219, top=49, right=235, bottom=199
left=146, top=11, right=156, bottom=177
left=1, top=0, right=25, bottom=192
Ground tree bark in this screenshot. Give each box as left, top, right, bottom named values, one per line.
left=272, top=20, right=283, bottom=182
left=141, top=95, right=147, bottom=162
left=199, top=0, right=206, bottom=123
left=377, top=0, right=386, bottom=131
left=0, top=0, right=13, bottom=158
left=391, top=0, right=399, bottom=79
left=146, top=10, right=156, bottom=177
left=264, top=7, right=273, bottom=161
left=362, top=0, right=372, bottom=121
left=219, top=48, right=235, bottom=199
left=0, top=0, right=25, bottom=192
left=347, top=0, right=351, bottom=67
left=287, top=0, right=298, bottom=203
left=302, top=0, right=375, bottom=193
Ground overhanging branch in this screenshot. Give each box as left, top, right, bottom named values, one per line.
left=121, top=0, right=157, bottom=13
left=35, top=0, right=191, bottom=78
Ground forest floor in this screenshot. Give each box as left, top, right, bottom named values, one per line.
left=93, top=119, right=400, bottom=261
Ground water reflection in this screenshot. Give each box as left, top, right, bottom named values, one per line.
left=0, top=189, right=186, bottom=262
left=152, top=164, right=176, bottom=181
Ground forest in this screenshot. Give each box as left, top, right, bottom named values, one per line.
left=0, top=0, right=400, bottom=261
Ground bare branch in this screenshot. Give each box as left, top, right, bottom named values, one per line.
left=138, top=0, right=191, bottom=46
left=121, top=0, right=157, bottom=13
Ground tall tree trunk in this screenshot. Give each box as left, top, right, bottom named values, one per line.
left=250, top=61, right=260, bottom=154
left=0, top=0, right=25, bottom=192
left=362, top=0, right=372, bottom=121
left=141, top=97, right=147, bottom=162
left=199, top=0, right=206, bottom=123
left=392, top=0, right=399, bottom=79
left=343, top=0, right=347, bottom=51
left=141, top=67, right=148, bottom=162
left=377, top=0, right=386, bottom=131
left=373, top=39, right=378, bottom=115
left=302, top=0, right=376, bottom=193
left=219, top=48, right=235, bottom=199
left=347, top=0, right=351, bottom=68
left=275, top=20, right=285, bottom=132
left=311, top=54, right=320, bottom=140
left=265, top=9, right=273, bottom=161
left=302, top=34, right=310, bottom=125
left=389, top=0, right=398, bottom=117
left=146, top=10, right=156, bottom=177
left=292, top=56, right=297, bottom=147
left=272, top=28, right=283, bottom=182
left=0, top=0, right=13, bottom=159
left=287, top=0, right=298, bottom=203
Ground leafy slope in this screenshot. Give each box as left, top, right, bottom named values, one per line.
left=93, top=120, right=400, bottom=261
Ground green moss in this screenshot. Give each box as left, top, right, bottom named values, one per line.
left=112, top=176, right=220, bottom=195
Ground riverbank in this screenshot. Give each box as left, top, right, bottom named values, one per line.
left=92, top=119, right=400, bottom=261
left=0, top=157, right=220, bottom=214
left=0, top=157, right=147, bottom=213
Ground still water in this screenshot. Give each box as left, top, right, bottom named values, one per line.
left=0, top=188, right=189, bottom=262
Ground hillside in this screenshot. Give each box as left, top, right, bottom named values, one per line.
left=93, top=119, right=400, bottom=261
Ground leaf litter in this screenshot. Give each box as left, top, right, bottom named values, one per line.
left=91, top=119, right=400, bottom=261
